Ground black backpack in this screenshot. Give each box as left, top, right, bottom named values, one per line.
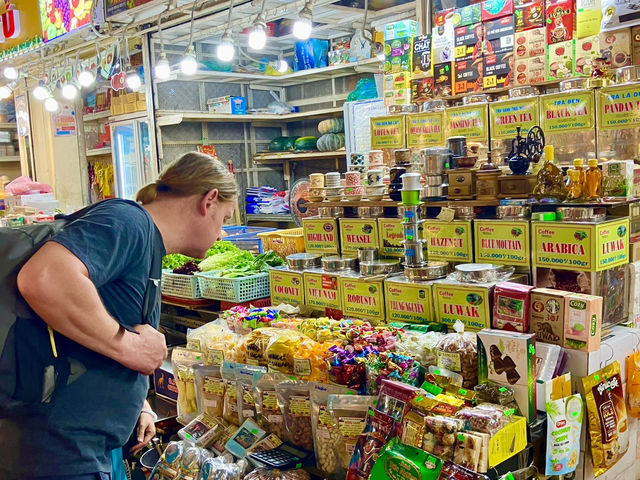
left=0, top=199, right=163, bottom=409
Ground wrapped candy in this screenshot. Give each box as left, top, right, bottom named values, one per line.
left=365, top=352, right=423, bottom=395
left=242, top=308, right=281, bottom=330
left=327, top=344, right=374, bottom=394
left=395, top=331, right=444, bottom=366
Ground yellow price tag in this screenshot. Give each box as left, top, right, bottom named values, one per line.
left=483, top=75, right=497, bottom=89
left=455, top=46, right=467, bottom=59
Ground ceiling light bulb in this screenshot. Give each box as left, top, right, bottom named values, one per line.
left=33, top=85, right=48, bottom=101
left=180, top=45, right=198, bottom=75
left=248, top=24, right=266, bottom=50
left=278, top=59, right=289, bottom=73
left=293, top=17, right=312, bottom=40
left=3, top=66, right=18, bottom=80
left=62, top=83, right=78, bottom=100
left=155, top=52, right=171, bottom=79
left=44, top=97, right=59, bottom=113
left=0, top=85, right=11, bottom=99
left=126, top=70, right=141, bottom=90
left=77, top=70, right=95, bottom=87
left=217, top=33, right=235, bottom=63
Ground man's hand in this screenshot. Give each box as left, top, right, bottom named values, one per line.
left=130, top=401, right=156, bottom=455
left=121, top=325, right=167, bottom=376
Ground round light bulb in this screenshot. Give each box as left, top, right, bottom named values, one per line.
left=61, top=83, right=78, bottom=100
left=126, top=71, right=141, bottom=90
left=248, top=25, right=266, bottom=50
left=293, top=18, right=312, bottom=40
left=44, top=97, right=59, bottom=113
left=33, top=85, right=48, bottom=101
left=0, top=85, right=11, bottom=99
left=180, top=55, right=198, bottom=75
left=77, top=70, right=95, bottom=87
left=3, top=66, right=18, bottom=80
left=216, top=40, right=235, bottom=63
left=155, top=53, right=171, bottom=80
left=277, top=59, right=289, bottom=73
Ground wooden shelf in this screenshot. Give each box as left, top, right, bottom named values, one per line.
left=86, top=147, right=112, bottom=157
left=82, top=111, right=111, bottom=122
left=246, top=214, right=294, bottom=222
left=307, top=199, right=401, bottom=207
left=0, top=155, right=19, bottom=163
left=253, top=151, right=346, bottom=164
left=424, top=200, right=501, bottom=207
left=0, top=122, right=17, bottom=129
left=156, top=107, right=344, bottom=127
left=531, top=198, right=640, bottom=208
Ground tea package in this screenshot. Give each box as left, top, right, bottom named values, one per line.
left=626, top=351, right=640, bottom=417
left=492, top=282, right=534, bottom=333
left=370, top=437, right=443, bottom=480
left=583, top=361, right=629, bottom=476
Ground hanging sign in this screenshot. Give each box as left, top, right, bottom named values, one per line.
left=597, top=84, right=640, bottom=130
left=489, top=98, right=540, bottom=139
left=370, top=115, right=406, bottom=149
left=0, top=0, right=43, bottom=61
left=406, top=112, right=445, bottom=147
left=39, top=0, right=94, bottom=42
left=540, top=91, right=594, bottom=133
left=445, top=104, right=488, bottom=140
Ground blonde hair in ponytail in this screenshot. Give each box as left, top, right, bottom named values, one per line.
left=136, top=152, right=238, bottom=205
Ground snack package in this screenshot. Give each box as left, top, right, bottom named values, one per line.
left=583, top=361, right=629, bottom=475
left=178, top=413, right=227, bottom=448
left=438, top=461, right=490, bottom=480
left=275, top=380, right=314, bottom=451
left=436, top=321, right=478, bottom=389
left=310, top=384, right=354, bottom=475
left=245, top=328, right=280, bottom=367
left=422, top=415, right=464, bottom=461
left=172, top=348, right=204, bottom=424
left=401, top=410, right=427, bottom=448
left=293, top=337, right=330, bottom=382
left=455, top=404, right=509, bottom=435
left=474, top=383, right=521, bottom=415
left=254, top=371, right=288, bottom=437
left=176, top=443, right=205, bottom=480
left=394, top=330, right=444, bottom=366
left=199, top=456, right=247, bottom=480
left=376, top=379, right=421, bottom=436
left=370, top=437, right=443, bottom=480
left=453, top=431, right=483, bottom=472
left=194, top=364, right=225, bottom=418
left=222, top=362, right=240, bottom=426
left=149, top=441, right=184, bottom=480
left=244, top=468, right=310, bottom=480
left=205, top=324, right=242, bottom=365
left=492, top=282, right=534, bottom=332
left=346, top=409, right=395, bottom=480
left=328, top=394, right=375, bottom=474
left=627, top=351, right=640, bottom=417
left=545, top=391, right=583, bottom=476
left=266, top=330, right=307, bottom=374
left=601, top=1, right=640, bottom=32
left=225, top=418, right=267, bottom=458
left=236, top=364, right=266, bottom=423
left=365, top=352, right=424, bottom=395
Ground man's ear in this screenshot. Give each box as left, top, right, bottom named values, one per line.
left=199, top=189, right=219, bottom=215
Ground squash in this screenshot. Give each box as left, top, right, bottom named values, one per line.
left=268, top=136, right=299, bottom=152
left=294, top=136, right=318, bottom=151
left=318, top=118, right=344, bottom=135
left=317, top=133, right=345, bottom=152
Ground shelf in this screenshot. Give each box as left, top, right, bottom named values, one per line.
left=246, top=213, right=294, bottom=222
left=424, top=200, right=501, bottom=207
left=307, top=199, right=401, bottom=207
left=86, top=147, right=112, bottom=157
left=0, top=122, right=16, bottom=129
left=154, top=58, right=381, bottom=87
left=443, top=79, right=562, bottom=102
left=156, top=106, right=344, bottom=127
left=531, top=198, right=640, bottom=208
left=0, top=155, right=19, bottom=163
left=253, top=151, right=346, bottom=164
left=82, top=111, right=112, bottom=122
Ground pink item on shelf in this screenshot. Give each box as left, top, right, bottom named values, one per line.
left=5, top=176, right=53, bottom=195
left=345, top=171, right=362, bottom=186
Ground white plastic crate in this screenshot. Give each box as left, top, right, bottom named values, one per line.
left=161, top=270, right=202, bottom=299
left=196, top=271, right=270, bottom=302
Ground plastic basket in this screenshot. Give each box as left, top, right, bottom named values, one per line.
left=161, top=270, right=202, bottom=299
left=223, top=226, right=275, bottom=236
left=196, top=271, right=270, bottom=302
left=227, top=236, right=264, bottom=255
left=257, top=228, right=305, bottom=257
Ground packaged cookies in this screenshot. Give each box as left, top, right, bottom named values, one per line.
left=370, top=437, right=443, bottom=480
left=194, top=364, right=225, bottom=418
left=436, top=321, right=478, bottom=389
left=422, top=415, right=464, bottom=460
left=454, top=431, right=483, bottom=472
left=455, top=404, right=508, bottom=435
left=626, top=351, right=640, bottom=417
left=275, top=380, right=314, bottom=451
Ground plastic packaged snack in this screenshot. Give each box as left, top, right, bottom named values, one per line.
left=310, top=384, right=354, bottom=475
left=275, top=380, right=314, bottom=451
left=172, top=348, right=204, bottom=424
left=236, top=364, right=266, bottom=423
left=246, top=328, right=280, bottom=367
left=205, top=325, right=242, bottom=366
left=266, top=330, right=307, bottom=374
left=244, top=468, right=310, bottom=480
left=178, top=413, right=227, bottom=448
left=474, top=383, right=521, bottom=415
left=545, top=392, right=583, bottom=476
left=455, top=405, right=509, bottom=435
left=222, top=362, right=240, bottom=426
left=422, top=415, right=464, bottom=461
left=370, top=437, right=443, bottom=480
left=438, top=461, right=490, bottom=480
left=346, top=409, right=395, bottom=480
left=150, top=441, right=184, bottom=480
left=583, top=361, right=629, bottom=476
left=194, top=364, right=225, bottom=418
left=394, top=330, right=444, bottom=366
left=328, top=394, right=375, bottom=474
left=293, top=338, right=331, bottom=383
left=435, top=321, right=478, bottom=389
left=627, top=351, right=640, bottom=417
left=177, top=443, right=205, bottom=480
left=199, top=456, right=245, bottom=480
left=254, top=372, right=289, bottom=437
left=400, top=410, right=426, bottom=448
left=376, top=379, right=421, bottom=436
left=454, top=431, right=483, bottom=472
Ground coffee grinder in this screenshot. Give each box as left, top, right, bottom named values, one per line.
left=497, top=126, right=545, bottom=198
left=446, top=136, right=477, bottom=200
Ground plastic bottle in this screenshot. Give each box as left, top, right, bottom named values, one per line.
left=585, top=158, right=602, bottom=201
left=566, top=170, right=583, bottom=201
left=572, top=158, right=586, bottom=186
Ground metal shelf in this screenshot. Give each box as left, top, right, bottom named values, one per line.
left=86, top=147, right=112, bottom=157
left=253, top=151, right=346, bottom=164
left=156, top=106, right=344, bottom=127
left=82, top=111, right=112, bottom=122
left=246, top=214, right=294, bottom=222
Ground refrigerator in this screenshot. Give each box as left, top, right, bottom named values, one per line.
left=110, top=115, right=153, bottom=200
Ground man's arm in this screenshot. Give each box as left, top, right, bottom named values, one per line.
left=17, top=242, right=166, bottom=375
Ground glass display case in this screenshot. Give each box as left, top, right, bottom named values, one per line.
left=110, top=115, right=151, bottom=200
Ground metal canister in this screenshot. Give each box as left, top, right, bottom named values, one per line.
left=403, top=240, right=426, bottom=266
left=286, top=253, right=322, bottom=270
left=448, top=136, right=467, bottom=158
left=423, top=147, right=450, bottom=175
left=357, top=247, right=379, bottom=263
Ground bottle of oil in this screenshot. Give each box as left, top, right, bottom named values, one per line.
left=584, top=159, right=602, bottom=201
left=533, top=145, right=568, bottom=201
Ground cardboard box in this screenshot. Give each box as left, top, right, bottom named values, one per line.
left=492, top=282, right=534, bottom=332
left=455, top=58, right=484, bottom=94
left=269, top=267, right=304, bottom=306
left=433, top=281, right=494, bottom=331
left=433, top=62, right=454, bottom=97
left=384, top=37, right=414, bottom=74
left=600, top=28, right=632, bottom=69
left=303, top=269, right=342, bottom=313
left=515, top=27, right=546, bottom=58
left=481, top=0, right=514, bottom=21
left=384, top=72, right=411, bottom=91
left=302, top=217, right=339, bottom=254
left=385, top=275, right=436, bottom=324
left=455, top=23, right=483, bottom=61
left=576, top=0, right=602, bottom=39
left=530, top=288, right=571, bottom=346
left=432, top=23, right=455, bottom=64
left=484, top=15, right=516, bottom=41
left=483, top=50, right=515, bottom=89
left=632, top=26, right=640, bottom=66
left=435, top=9, right=454, bottom=27
left=154, top=359, right=178, bottom=401
left=423, top=219, right=473, bottom=262
left=207, top=96, right=247, bottom=114
left=634, top=165, right=640, bottom=198
left=412, top=35, right=433, bottom=77
left=573, top=35, right=601, bottom=76
left=514, top=1, right=544, bottom=31
left=547, top=40, right=575, bottom=80
left=339, top=275, right=385, bottom=324
left=453, top=3, right=482, bottom=27
left=412, top=77, right=435, bottom=104
left=602, top=160, right=634, bottom=199
left=384, top=20, right=418, bottom=41
left=339, top=218, right=380, bottom=254
left=630, top=240, right=640, bottom=263
left=563, top=293, right=602, bottom=352
left=384, top=88, right=412, bottom=106
left=546, top=0, right=575, bottom=45
left=378, top=217, right=405, bottom=257
left=514, top=55, right=547, bottom=84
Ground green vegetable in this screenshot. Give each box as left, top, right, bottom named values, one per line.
left=199, top=249, right=254, bottom=272
left=162, top=253, right=195, bottom=270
